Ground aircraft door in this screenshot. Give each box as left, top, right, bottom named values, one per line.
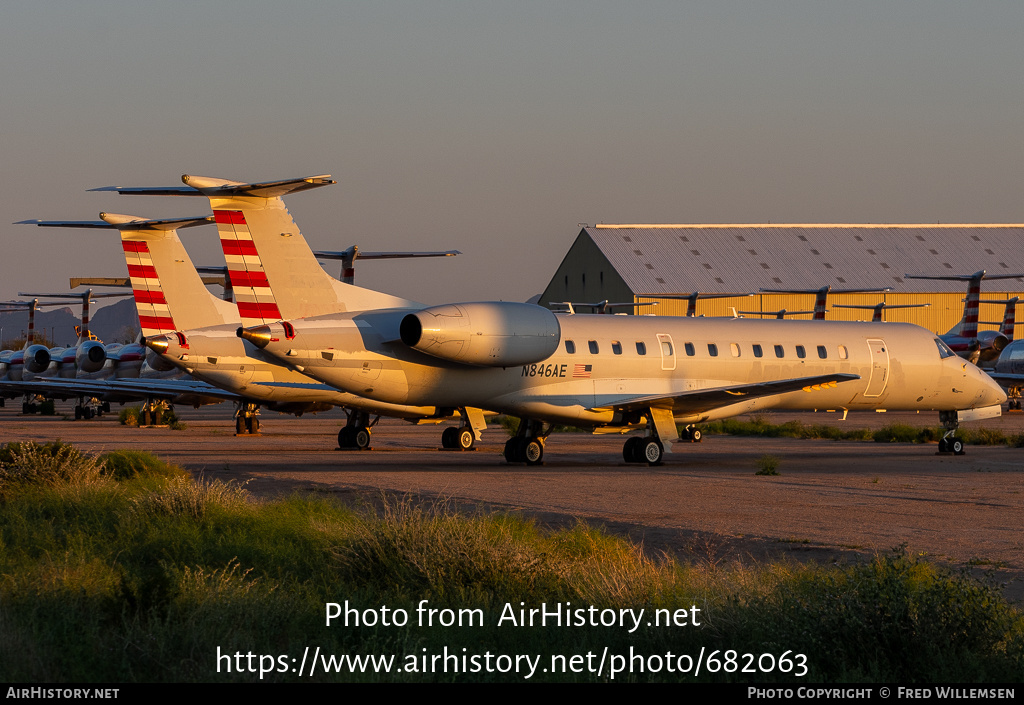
left=863, top=338, right=889, bottom=397
left=657, top=334, right=676, bottom=371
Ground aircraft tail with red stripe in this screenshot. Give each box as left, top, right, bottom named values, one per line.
left=99, top=213, right=238, bottom=336
left=94, top=175, right=417, bottom=326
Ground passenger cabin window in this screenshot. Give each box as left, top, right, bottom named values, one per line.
left=796, top=345, right=806, bottom=359
left=661, top=340, right=673, bottom=356
left=684, top=342, right=695, bottom=356
left=565, top=340, right=576, bottom=354
left=708, top=343, right=719, bottom=357
left=817, top=345, right=827, bottom=359
left=752, top=344, right=763, bottom=358
left=730, top=343, right=740, bottom=357
left=636, top=341, right=647, bottom=355
left=838, top=345, right=849, bottom=360
left=588, top=340, right=599, bottom=354
left=774, top=344, right=785, bottom=358
left=611, top=341, right=622, bottom=355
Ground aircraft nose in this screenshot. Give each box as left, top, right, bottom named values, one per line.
left=973, top=366, right=1007, bottom=408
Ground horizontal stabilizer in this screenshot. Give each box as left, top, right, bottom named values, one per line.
left=18, top=215, right=212, bottom=231
left=94, top=175, right=335, bottom=199
left=18, top=291, right=133, bottom=300
left=314, top=249, right=461, bottom=260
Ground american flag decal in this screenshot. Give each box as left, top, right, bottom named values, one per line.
left=573, top=364, right=593, bottom=378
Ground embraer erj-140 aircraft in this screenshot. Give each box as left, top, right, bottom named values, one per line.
left=108, top=174, right=1007, bottom=464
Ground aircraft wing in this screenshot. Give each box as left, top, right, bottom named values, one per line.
left=987, top=372, right=1024, bottom=386
left=596, top=373, right=861, bottom=416
left=21, top=377, right=242, bottom=403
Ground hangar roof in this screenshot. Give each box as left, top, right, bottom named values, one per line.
left=585, top=224, right=1024, bottom=295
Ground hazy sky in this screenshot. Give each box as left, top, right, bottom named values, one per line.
left=2, top=1, right=1023, bottom=307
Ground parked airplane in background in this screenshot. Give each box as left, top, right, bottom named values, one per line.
left=759, top=286, right=892, bottom=320
left=94, top=173, right=1006, bottom=464
left=24, top=211, right=457, bottom=444
left=905, top=270, right=1024, bottom=364
left=832, top=302, right=931, bottom=323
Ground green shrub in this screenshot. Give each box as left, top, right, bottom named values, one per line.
left=97, top=450, right=186, bottom=481
left=129, top=474, right=251, bottom=518
left=119, top=406, right=140, bottom=426
left=0, top=441, right=107, bottom=492
left=755, top=454, right=781, bottom=476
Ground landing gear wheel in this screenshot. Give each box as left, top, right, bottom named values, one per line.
left=952, top=439, right=965, bottom=455
left=441, top=427, right=457, bottom=448
left=353, top=426, right=371, bottom=450
left=74, top=406, right=82, bottom=420
left=642, top=438, right=664, bottom=466
left=338, top=427, right=354, bottom=448
left=503, top=438, right=521, bottom=463
left=245, top=416, right=259, bottom=434
left=237, top=416, right=246, bottom=435
left=457, top=428, right=475, bottom=450
left=623, top=436, right=641, bottom=462
left=690, top=428, right=702, bottom=443
left=523, top=439, right=544, bottom=465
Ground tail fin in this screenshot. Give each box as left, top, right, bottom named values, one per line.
left=101, top=213, right=238, bottom=335
left=97, top=174, right=422, bottom=323
left=981, top=296, right=1021, bottom=340
left=188, top=175, right=419, bottom=325
left=22, top=215, right=236, bottom=337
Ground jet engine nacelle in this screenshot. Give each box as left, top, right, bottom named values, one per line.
left=144, top=346, right=178, bottom=372
left=24, top=345, right=51, bottom=374
left=977, top=330, right=1010, bottom=363
left=75, top=340, right=107, bottom=373
left=400, top=301, right=560, bottom=367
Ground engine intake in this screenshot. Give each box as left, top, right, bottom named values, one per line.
left=400, top=302, right=560, bottom=367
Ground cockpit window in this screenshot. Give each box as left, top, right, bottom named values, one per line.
left=934, top=338, right=956, bottom=359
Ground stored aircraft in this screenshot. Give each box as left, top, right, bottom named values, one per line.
left=905, top=270, right=1024, bottom=364
left=109, top=174, right=1007, bottom=463
left=24, top=211, right=459, bottom=444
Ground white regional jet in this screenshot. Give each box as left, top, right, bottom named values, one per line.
left=114, top=174, right=1006, bottom=464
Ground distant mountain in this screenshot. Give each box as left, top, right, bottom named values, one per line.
left=0, top=298, right=139, bottom=348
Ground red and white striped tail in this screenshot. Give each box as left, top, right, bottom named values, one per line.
left=960, top=280, right=982, bottom=340
left=1001, top=299, right=1017, bottom=340
left=813, top=291, right=828, bottom=321
left=215, top=210, right=282, bottom=327
left=123, top=241, right=176, bottom=336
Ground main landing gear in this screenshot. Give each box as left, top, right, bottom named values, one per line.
left=622, top=436, right=664, bottom=465
left=440, top=407, right=488, bottom=451
left=441, top=426, right=476, bottom=450
left=1007, top=391, right=1022, bottom=412
left=622, top=407, right=680, bottom=466
left=140, top=399, right=170, bottom=426
left=338, top=410, right=376, bottom=450
left=235, top=402, right=261, bottom=435
left=937, top=410, right=965, bottom=456
left=503, top=418, right=547, bottom=465
left=73, top=397, right=110, bottom=420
